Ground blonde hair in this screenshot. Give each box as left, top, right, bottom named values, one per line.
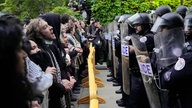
left=25, top=18, right=45, bottom=39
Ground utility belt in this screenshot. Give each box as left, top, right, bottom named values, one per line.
left=130, top=67, right=141, bottom=77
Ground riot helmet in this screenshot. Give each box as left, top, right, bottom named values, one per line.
left=128, top=13, right=151, bottom=26
left=114, top=15, right=121, bottom=22
left=118, top=14, right=131, bottom=23
left=153, top=6, right=172, bottom=23
left=124, top=14, right=132, bottom=23
left=151, top=12, right=184, bottom=33
left=147, top=10, right=156, bottom=23
left=124, top=14, right=135, bottom=34
left=184, top=14, right=192, bottom=40
left=127, top=13, right=151, bottom=35
left=151, top=13, right=185, bottom=67
left=155, top=6, right=172, bottom=17
left=175, top=5, right=188, bottom=18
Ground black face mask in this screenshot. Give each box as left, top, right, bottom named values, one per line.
left=28, top=51, right=42, bottom=64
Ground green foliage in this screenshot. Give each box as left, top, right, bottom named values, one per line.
left=51, top=6, right=82, bottom=20
left=0, top=0, right=4, bottom=3
left=91, top=0, right=153, bottom=25
left=91, top=0, right=189, bottom=25
left=63, top=0, right=68, bottom=6
left=0, top=0, right=77, bottom=21
left=0, top=0, right=192, bottom=25
left=153, top=0, right=180, bottom=11
left=183, top=1, right=192, bottom=8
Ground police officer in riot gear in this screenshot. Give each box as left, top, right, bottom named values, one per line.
left=113, top=16, right=122, bottom=86
left=176, top=5, right=189, bottom=19
left=184, top=14, right=192, bottom=52
left=151, top=13, right=184, bottom=70
left=106, top=16, right=120, bottom=82
left=151, top=12, right=192, bottom=108
left=127, top=13, right=154, bottom=108
left=115, top=14, right=133, bottom=107
left=152, top=5, right=172, bottom=72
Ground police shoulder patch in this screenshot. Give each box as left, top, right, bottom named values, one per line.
left=139, top=36, right=147, bottom=43
left=174, top=57, right=185, bottom=71
left=164, top=71, right=172, bottom=81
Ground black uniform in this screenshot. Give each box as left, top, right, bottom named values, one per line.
left=161, top=52, right=192, bottom=108
left=151, top=12, right=192, bottom=108
left=127, top=32, right=153, bottom=108
left=126, top=13, right=154, bottom=108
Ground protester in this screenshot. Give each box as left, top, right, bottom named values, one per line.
left=0, top=12, right=36, bottom=108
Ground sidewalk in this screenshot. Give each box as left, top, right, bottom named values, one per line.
left=71, top=62, right=123, bottom=108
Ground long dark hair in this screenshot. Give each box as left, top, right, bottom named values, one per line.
left=0, top=13, right=32, bottom=108
left=0, top=13, right=23, bottom=74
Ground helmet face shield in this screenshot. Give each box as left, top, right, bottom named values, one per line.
left=154, top=27, right=185, bottom=67
left=118, top=15, right=125, bottom=23
left=151, top=17, right=166, bottom=33
left=128, top=13, right=151, bottom=29
left=152, top=13, right=158, bottom=24
left=153, top=13, right=185, bottom=67
left=155, top=6, right=172, bottom=18
left=128, top=13, right=141, bottom=27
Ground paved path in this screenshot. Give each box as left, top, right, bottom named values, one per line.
left=71, top=63, right=124, bottom=108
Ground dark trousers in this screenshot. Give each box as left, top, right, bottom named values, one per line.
left=118, top=61, right=130, bottom=103
left=116, top=61, right=122, bottom=84
left=127, top=75, right=150, bottom=108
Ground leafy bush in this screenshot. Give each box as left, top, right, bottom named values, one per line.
left=91, top=0, right=188, bottom=25
left=51, top=6, right=81, bottom=20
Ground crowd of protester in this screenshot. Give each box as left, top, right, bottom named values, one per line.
left=1, top=7, right=105, bottom=108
